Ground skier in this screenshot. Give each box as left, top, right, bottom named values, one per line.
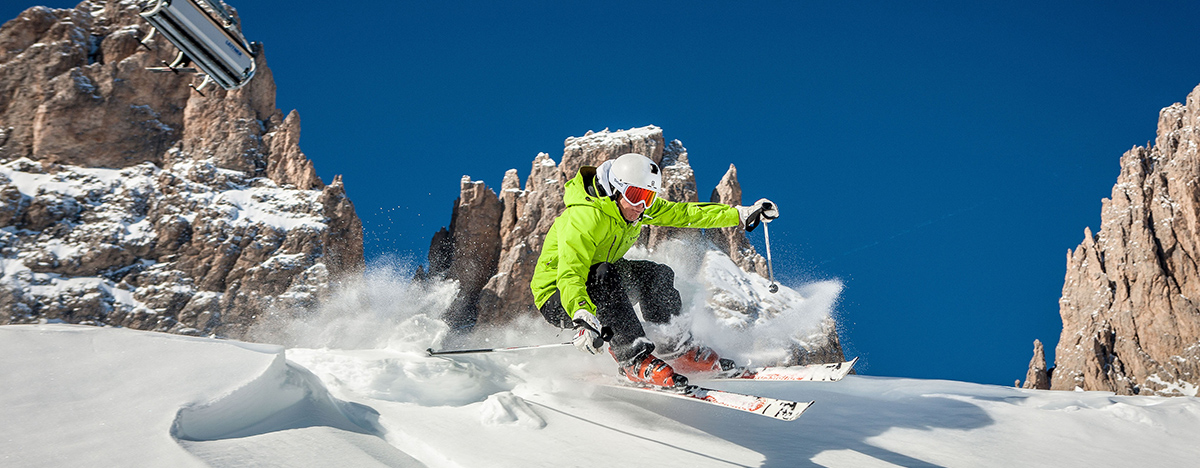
left=531, top=153, right=778, bottom=387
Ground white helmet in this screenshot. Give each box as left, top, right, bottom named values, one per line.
left=597, top=153, right=661, bottom=208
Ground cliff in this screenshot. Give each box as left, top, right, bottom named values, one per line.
left=0, top=1, right=363, bottom=338
left=1025, top=84, right=1200, bottom=396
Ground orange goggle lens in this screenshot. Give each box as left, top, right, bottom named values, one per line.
left=623, top=186, right=657, bottom=208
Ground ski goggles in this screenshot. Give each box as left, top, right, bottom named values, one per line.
left=620, top=185, right=657, bottom=208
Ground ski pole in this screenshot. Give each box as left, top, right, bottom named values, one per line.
left=764, top=221, right=778, bottom=293
left=427, top=342, right=573, bottom=356
left=426, top=327, right=614, bottom=356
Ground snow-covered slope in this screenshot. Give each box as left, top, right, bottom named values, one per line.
left=5, top=250, right=1197, bottom=467
left=0, top=324, right=420, bottom=468
left=4, top=321, right=1198, bottom=467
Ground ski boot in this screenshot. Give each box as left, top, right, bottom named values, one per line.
left=667, top=344, right=740, bottom=377
left=620, top=354, right=688, bottom=388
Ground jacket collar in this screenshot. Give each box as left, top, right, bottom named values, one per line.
left=565, top=166, right=630, bottom=223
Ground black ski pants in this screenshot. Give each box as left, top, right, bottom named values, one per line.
left=539, top=259, right=682, bottom=365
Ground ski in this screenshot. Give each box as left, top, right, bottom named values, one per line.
left=606, top=382, right=813, bottom=422
left=703, top=357, right=859, bottom=382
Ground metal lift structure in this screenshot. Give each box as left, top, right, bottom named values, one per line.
left=138, top=0, right=257, bottom=95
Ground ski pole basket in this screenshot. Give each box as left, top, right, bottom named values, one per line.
left=139, top=0, right=257, bottom=91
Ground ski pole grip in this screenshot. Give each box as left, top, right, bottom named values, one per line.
left=600, top=326, right=614, bottom=342
left=745, top=214, right=761, bottom=232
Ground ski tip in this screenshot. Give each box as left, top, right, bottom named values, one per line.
left=791, top=400, right=816, bottom=421
left=425, top=347, right=434, bottom=356
left=771, top=399, right=815, bottom=422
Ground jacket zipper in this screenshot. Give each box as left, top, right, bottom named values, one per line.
left=605, top=219, right=620, bottom=262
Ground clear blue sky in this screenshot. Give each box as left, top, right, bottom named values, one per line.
left=9, top=1, right=1200, bottom=386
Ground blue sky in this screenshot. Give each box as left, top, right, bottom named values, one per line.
left=9, top=1, right=1200, bottom=385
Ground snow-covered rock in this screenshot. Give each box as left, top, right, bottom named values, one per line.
left=0, top=2, right=363, bottom=338
left=0, top=155, right=356, bottom=337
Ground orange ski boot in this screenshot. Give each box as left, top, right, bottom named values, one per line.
left=667, top=345, right=739, bottom=376
left=621, top=354, right=688, bottom=388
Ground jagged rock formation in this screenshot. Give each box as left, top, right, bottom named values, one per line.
left=643, top=140, right=701, bottom=248
left=425, top=126, right=842, bottom=363
left=706, top=164, right=769, bottom=276
left=1022, top=339, right=1051, bottom=390
left=436, top=176, right=503, bottom=330
left=1028, top=84, right=1200, bottom=396
left=473, top=154, right=563, bottom=326
left=0, top=2, right=362, bottom=338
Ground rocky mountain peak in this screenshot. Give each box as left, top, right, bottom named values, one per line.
left=0, top=2, right=363, bottom=338
left=1029, top=83, right=1200, bottom=396
left=707, top=163, right=768, bottom=275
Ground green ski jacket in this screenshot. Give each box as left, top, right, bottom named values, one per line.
left=531, top=166, right=740, bottom=320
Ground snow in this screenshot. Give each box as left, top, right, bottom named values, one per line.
left=40, top=238, right=82, bottom=259
left=0, top=171, right=1194, bottom=466
left=4, top=250, right=1199, bottom=467
left=3, top=323, right=1198, bottom=468
left=1146, top=373, right=1199, bottom=397
left=0, top=165, right=62, bottom=196
left=217, top=188, right=326, bottom=231
left=0, top=159, right=144, bottom=199
left=27, top=274, right=106, bottom=298
left=0, top=257, right=28, bottom=278
left=629, top=243, right=842, bottom=366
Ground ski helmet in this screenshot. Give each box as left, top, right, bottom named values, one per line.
left=602, top=153, right=661, bottom=208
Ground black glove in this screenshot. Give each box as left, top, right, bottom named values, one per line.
left=736, top=198, right=779, bottom=232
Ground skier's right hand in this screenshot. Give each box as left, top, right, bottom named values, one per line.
left=571, top=309, right=604, bottom=354
left=736, top=198, right=779, bottom=232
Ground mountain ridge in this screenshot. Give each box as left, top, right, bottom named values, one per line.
left=0, top=1, right=363, bottom=338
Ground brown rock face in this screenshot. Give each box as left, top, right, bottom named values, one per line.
left=706, top=164, right=768, bottom=276
left=430, top=176, right=503, bottom=330
left=475, top=155, right=564, bottom=326
left=317, top=175, right=363, bottom=273
left=560, top=126, right=664, bottom=182
left=642, top=139, right=702, bottom=249
left=1, top=4, right=191, bottom=167
left=1022, top=339, right=1051, bottom=390
left=264, top=111, right=323, bottom=190
left=0, top=3, right=363, bottom=339
left=1043, top=83, right=1200, bottom=396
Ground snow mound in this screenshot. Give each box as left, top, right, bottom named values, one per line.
left=171, top=354, right=381, bottom=441
left=479, top=392, right=546, bottom=429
